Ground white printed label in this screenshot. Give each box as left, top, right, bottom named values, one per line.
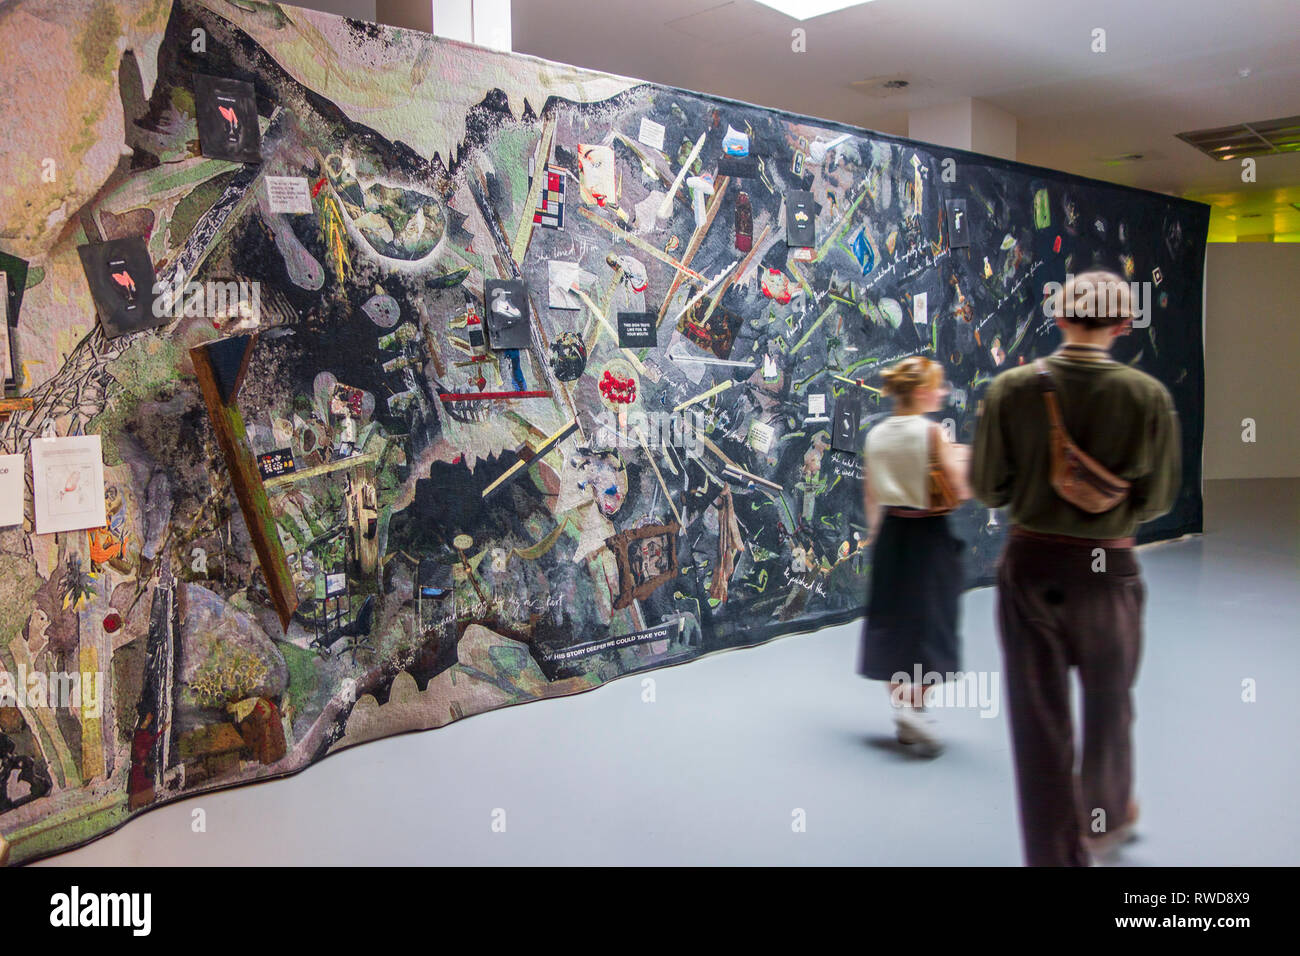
left=265, top=176, right=314, bottom=214
left=748, top=420, right=776, bottom=454
left=637, top=117, right=666, bottom=152
left=0, top=454, right=24, bottom=526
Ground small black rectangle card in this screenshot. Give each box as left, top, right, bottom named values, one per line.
left=484, top=279, right=532, bottom=349
left=831, top=395, right=861, bottom=454
left=0, top=250, right=28, bottom=328
left=77, top=236, right=164, bottom=339
left=617, top=311, right=657, bottom=349
left=257, top=448, right=296, bottom=480
left=717, top=155, right=758, bottom=179
left=194, top=73, right=262, bottom=164
left=946, top=198, right=969, bottom=248
left=0, top=273, right=11, bottom=382
left=786, top=190, right=816, bottom=247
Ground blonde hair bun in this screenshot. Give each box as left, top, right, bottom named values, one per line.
left=881, top=356, right=941, bottom=397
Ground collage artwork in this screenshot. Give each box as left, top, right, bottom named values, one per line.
left=0, top=0, right=1207, bottom=863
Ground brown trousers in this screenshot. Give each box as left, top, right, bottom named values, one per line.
left=996, top=529, right=1145, bottom=866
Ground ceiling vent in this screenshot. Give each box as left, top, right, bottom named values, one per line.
left=1176, top=115, right=1300, bottom=161
left=850, top=74, right=930, bottom=98
left=1095, top=151, right=1163, bottom=166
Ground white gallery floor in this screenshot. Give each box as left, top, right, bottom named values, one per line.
left=37, top=478, right=1298, bottom=866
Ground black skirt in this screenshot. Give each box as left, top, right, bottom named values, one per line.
left=858, top=511, right=964, bottom=681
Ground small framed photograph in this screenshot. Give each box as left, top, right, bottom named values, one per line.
left=605, top=521, right=681, bottom=611
left=484, top=279, right=532, bottom=349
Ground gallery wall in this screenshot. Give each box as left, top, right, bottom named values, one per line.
left=1203, top=243, right=1300, bottom=480
left=0, top=0, right=1207, bottom=864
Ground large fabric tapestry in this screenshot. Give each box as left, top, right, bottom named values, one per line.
left=0, top=0, right=1207, bottom=863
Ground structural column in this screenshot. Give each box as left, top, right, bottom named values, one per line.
left=375, top=0, right=512, bottom=50
left=908, top=98, right=1017, bottom=161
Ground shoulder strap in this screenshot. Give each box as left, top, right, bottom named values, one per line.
left=1034, top=357, right=1056, bottom=392
left=1035, top=358, right=1066, bottom=433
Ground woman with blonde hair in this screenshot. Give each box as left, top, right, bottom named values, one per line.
left=859, top=355, right=971, bottom=756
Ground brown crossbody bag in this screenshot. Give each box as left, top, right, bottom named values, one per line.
left=926, top=424, right=960, bottom=515
left=882, top=424, right=959, bottom=518
left=1034, top=358, right=1131, bottom=513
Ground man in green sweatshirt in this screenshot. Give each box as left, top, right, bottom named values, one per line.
left=972, top=269, right=1182, bottom=867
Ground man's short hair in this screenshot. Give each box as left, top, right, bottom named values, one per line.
left=1050, top=270, right=1133, bottom=330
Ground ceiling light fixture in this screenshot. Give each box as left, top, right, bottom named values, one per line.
left=752, top=1, right=879, bottom=21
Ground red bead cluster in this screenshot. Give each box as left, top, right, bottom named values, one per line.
left=599, top=369, right=636, bottom=405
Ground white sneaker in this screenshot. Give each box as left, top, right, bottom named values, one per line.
left=894, top=708, right=943, bottom=757
left=1084, top=800, right=1140, bottom=863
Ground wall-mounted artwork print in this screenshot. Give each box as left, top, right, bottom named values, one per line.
left=193, top=73, right=261, bottom=164
left=30, top=435, right=107, bottom=535
left=607, top=521, right=681, bottom=611
left=786, top=190, right=817, bottom=247
left=577, top=144, right=616, bottom=207
left=832, top=395, right=862, bottom=454
left=0, top=453, right=24, bottom=527
left=533, top=164, right=566, bottom=228
left=484, top=279, right=532, bottom=349
left=76, top=236, right=163, bottom=339
left=946, top=197, right=970, bottom=248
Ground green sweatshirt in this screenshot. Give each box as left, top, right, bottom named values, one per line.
left=971, top=343, right=1182, bottom=539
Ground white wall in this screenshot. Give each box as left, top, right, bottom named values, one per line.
left=1204, top=244, right=1300, bottom=479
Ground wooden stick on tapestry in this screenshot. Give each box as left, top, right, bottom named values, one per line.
left=0, top=397, right=34, bottom=418
left=657, top=174, right=730, bottom=325
left=481, top=417, right=580, bottom=501
left=190, top=334, right=299, bottom=630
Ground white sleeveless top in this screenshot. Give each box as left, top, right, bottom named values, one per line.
left=865, top=414, right=931, bottom=509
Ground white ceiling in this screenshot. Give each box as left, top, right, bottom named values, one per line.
left=507, top=0, right=1300, bottom=237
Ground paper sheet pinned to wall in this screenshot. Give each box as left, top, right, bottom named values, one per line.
left=31, top=435, right=107, bottom=534
left=637, top=117, right=666, bottom=152
left=0, top=454, right=24, bottom=526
